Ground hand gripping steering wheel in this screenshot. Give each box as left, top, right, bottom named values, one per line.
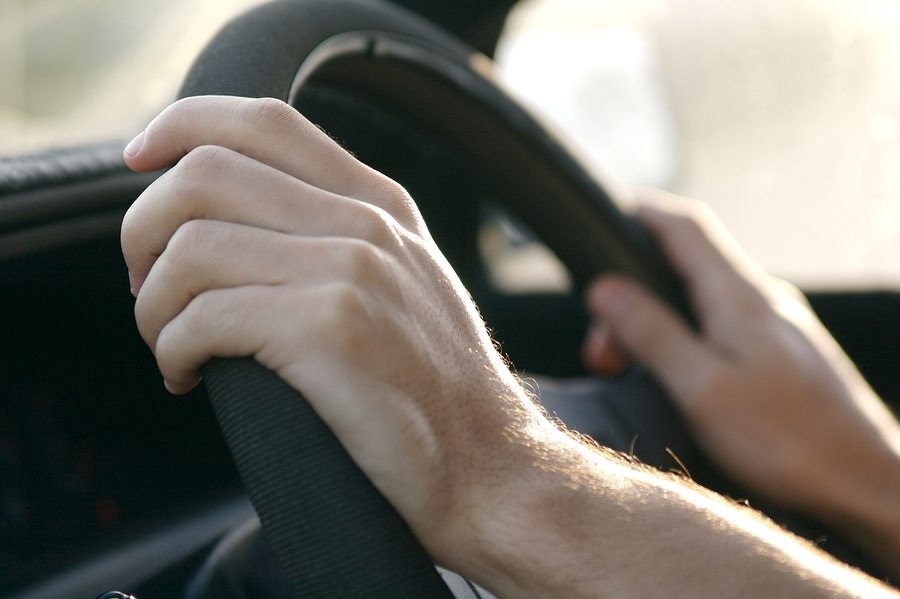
left=179, top=0, right=698, bottom=595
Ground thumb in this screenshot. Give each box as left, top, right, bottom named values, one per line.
left=586, top=276, right=718, bottom=404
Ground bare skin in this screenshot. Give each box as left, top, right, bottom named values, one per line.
left=582, top=193, right=900, bottom=580
left=122, top=95, right=900, bottom=597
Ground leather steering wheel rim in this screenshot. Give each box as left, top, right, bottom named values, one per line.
left=178, top=0, right=694, bottom=595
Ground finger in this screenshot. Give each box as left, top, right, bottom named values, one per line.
left=121, top=145, right=408, bottom=290
left=582, top=321, right=629, bottom=375
left=123, top=96, right=406, bottom=207
left=134, top=219, right=392, bottom=350
left=154, top=281, right=372, bottom=396
left=153, top=284, right=283, bottom=394
left=632, top=191, right=767, bottom=316
left=586, top=276, right=721, bottom=406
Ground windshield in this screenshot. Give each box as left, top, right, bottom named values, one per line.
left=2, top=0, right=899, bottom=288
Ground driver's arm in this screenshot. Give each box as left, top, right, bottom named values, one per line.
left=583, top=191, right=900, bottom=581
left=121, top=96, right=899, bottom=598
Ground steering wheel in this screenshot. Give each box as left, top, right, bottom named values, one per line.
left=174, top=0, right=722, bottom=595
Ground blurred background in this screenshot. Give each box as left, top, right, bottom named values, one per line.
left=2, top=0, right=900, bottom=288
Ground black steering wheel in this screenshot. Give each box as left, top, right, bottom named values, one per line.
left=174, top=0, right=817, bottom=596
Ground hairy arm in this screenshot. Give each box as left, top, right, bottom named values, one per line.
left=462, top=433, right=895, bottom=598
left=122, top=96, right=898, bottom=598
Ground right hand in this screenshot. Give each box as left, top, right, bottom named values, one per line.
left=582, top=192, right=900, bottom=575
left=120, top=96, right=561, bottom=574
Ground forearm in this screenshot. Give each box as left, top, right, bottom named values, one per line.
left=813, top=430, right=900, bottom=581
left=457, top=431, right=898, bottom=599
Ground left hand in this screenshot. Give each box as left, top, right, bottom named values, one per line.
left=121, top=95, right=552, bottom=572
left=581, top=193, right=900, bottom=577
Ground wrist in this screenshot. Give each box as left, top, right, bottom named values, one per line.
left=446, top=427, right=615, bottom=596
left=440, top=424, right=899, bottom=598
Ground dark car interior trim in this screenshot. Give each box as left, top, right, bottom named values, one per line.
left=11, top=497, right=253, bottom=599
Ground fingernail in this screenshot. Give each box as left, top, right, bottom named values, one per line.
left=582, top=321, right=606, bottom=365
left=128, top=271, right=136, bottom=297
left=124, top=131, right=145, bottom=157
left=582, top=320, right=630, bottom=374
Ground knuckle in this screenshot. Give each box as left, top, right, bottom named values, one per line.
left=358, top=205, right=404, bottom=249
left=167, top=219, right=217, bottom=259
left=178, top=144, right=231, bottom=176
left=672, top=209, right=706, bottom=238
left=372, top=177, right=417, bottom=221
left=666, top=195, right=715, bottom=224
left=657, top=198, right=716, bottom=240
left=133, top=304, right=156, bottom=349
left=341, top=238, right=388, bottom=281
left=176, top=289, right=225, bottom=337
left=773, top=277, right=808, bottom=305
left=133, top=283, right=158, bottom=333
left=730, top=279, right=772, bottom=317
left=314, top=283, right=371, bottom=341
left=120, top=204, right=143, bottom=255
left=685, top=198, right=716, bottom=221
left=121, top=177, right=171, bottom=256
left=767, top=278, right=814, bottom=324
left=241, top=97, right=299, bottom=131
left=163, top=147, right=231, bottom=206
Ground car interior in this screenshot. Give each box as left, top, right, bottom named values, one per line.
left=2, top=1, right=899, bottom=597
